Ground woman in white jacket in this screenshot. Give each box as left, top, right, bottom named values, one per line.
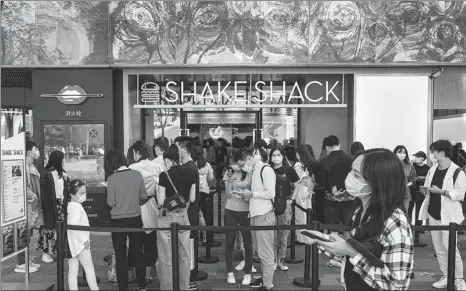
left=294, top=145, right=317, bottom=243
left=129, top=140, right=159, bottom=282
left=419, top=140, right=466, bottom=290
left=67, top=180, right=98, bottom=290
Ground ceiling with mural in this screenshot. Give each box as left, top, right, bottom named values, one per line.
left=2, top=1, right=466, bottom=65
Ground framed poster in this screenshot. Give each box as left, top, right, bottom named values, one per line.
left=1, top=160, right=26, bottom=225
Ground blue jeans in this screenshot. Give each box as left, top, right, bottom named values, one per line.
left=156, top=209, right=191, bottom=290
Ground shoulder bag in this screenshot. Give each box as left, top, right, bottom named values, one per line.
left=163, top=170, right=187, bottom=211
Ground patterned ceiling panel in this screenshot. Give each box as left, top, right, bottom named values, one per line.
left=2, top=1, right=466, bottom=65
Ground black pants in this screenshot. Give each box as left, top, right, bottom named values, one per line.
left=409, top=190, right=425, bottom=224
left=224, top=209, right=253, bottom=273
left=129, top=230, right=158, bottom=267
left=111, top=216, right=146, bottom=290
left=323, top=200, right=354, bottom=228
left=17, top=229, right=33, bottom=265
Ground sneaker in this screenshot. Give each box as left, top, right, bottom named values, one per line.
left=250, top=277, right=263, bottom=288
left=235, top=260, right=245, bottom=271
left=14, top=264, right=38, bottom=273
left=242, top=274, right=252, bottom=286
left=456, top=279, right=466, bottom=290
left=273, top=263, right=277, bottom=270
left=278, top=262, right=289, bottom=271
left=252, top=266, right=257, bottom=273
left=42, top=253, right=53, bottom=263
left=227, top=272, right=236, bottom=284
left=29, top=260, right=41, bottom=269
left=189, top=282, right=197, bottom=291
left=432, top=276, right=447, bottom=289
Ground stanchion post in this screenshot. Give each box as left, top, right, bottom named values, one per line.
left=198, top=192, right=219, bottom=264
left=293, top=208, right=320, bottom=288
left=414, top=189, right=426, bottom=247
left=447, top=222, right=458, bottom=291
left=171, top=222, right=180, bottom=291
left=217, top=179, right=222, bottom=227
left=57, top=221, right=65, bottom=291
left=285, top=202, right=304, bottom=264
left=311, top=220, right=320, bottom=291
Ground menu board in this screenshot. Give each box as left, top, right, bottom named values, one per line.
left=1, top=160, right=26, bottom=224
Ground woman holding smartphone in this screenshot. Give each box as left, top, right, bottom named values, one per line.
left=223, top=150, right=254, bottom=286
left=303, top=149, right=414, bottom=291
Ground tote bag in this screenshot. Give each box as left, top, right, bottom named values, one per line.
left=141, top=197, right=159, bottom=234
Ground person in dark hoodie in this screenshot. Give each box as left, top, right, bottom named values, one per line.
left=37, top=150, right=70, bottom=264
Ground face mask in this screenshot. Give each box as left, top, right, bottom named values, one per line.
left=345, top=172, right=371, bottom=198
left=272, top=156, right=283, bottom=165
left=430, top=153, right=438, bottom=164
left=397, top=153, right=406, bottom=161
left=242, top=164, right=253, bottom=173
left=231, top=164, right=241, bottom=172
left=254, top=154, right=262, bottom=160
left=77, top=194, right=87, bottom=203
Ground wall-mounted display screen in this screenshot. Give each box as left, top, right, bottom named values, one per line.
left=43, top=123, right=105, bottom=187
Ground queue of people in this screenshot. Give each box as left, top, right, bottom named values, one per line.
left=19, top=134, right=466, bottom=291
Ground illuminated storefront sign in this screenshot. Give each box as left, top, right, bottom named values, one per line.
left=133, top=74, right=346, bottom=108
left=186, top=113, right=256, bottom=124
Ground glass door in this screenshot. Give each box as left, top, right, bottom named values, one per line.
left=181, top=111, right=261, bottom=148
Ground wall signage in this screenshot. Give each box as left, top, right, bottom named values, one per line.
left=41, top=85, right=103, bottom=105
left=134, top=75, right=346, bottom=108
left=187, top=113, right=256, bottom=124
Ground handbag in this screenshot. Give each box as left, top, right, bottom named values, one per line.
left=163, top=171, right=187, bottom=211
left=141, top=197, right=159, bottom=234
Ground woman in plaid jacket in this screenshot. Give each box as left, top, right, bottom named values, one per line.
left=303, top=148, right=414, bottom=290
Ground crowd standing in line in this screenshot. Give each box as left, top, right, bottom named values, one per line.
left=20, top=133, right=466, bottom=291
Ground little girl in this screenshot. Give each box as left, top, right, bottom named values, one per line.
left=67, top=180, right=99, bottom=290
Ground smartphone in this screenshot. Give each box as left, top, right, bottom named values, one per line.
left=301, top=230, right=333, bottom=242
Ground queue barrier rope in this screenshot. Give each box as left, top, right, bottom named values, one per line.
left=60, top=219, right=466, bottom=291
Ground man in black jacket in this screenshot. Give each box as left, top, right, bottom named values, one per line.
left=315, top=135, right=354, bottom=267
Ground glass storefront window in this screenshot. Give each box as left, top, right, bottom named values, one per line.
left=43, top=124, right=105, bottom=187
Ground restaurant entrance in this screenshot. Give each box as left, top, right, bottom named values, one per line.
left=180, top=111, right=261, bottom=147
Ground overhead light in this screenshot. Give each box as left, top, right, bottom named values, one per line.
left=430, top=67, right=444, bottom=79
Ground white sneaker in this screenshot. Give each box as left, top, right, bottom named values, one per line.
left=242, top=274, right=252, bottom=286
left=273, top=263, right=277, bottom=270
left=251, top=266, right=257, bottom=273
left=456, top=279, right=466, bottom=290
left=42, top=253, right=53, bottom=263
left=14, top=264, right=38, bottom=273
left=227, top=272, right=236, bottom=284
left=278, top=262, right=289, bottom=271
left=29, top=260, right=41, bottom=269
left=235, top=260, right=245, bottom=271
left=432, top=276, right=447, bottom=289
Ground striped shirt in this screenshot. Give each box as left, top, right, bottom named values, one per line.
left=320, top=207, right=414, bottom=290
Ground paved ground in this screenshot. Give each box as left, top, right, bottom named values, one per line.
left=2, top=228, right=466, bottom=290
left=2, top=190, right=466, bottom=290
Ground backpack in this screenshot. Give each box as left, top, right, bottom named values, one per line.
left=260, top=165, right=288, bottom=216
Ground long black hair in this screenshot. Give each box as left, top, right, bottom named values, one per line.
left=46, top=150, right=65, bottom=178
left=351, top=141, right=365, bottom=158
left=163, top=144, right=181, bottom=165
left=105, top=150, right=128, bottom=174
left=132, top=140, right=150, bottom=162
left=296, top=145, right=317, bottom=174
left=393, top=145, right=410, bottom=164
left=193, top=145, right=207, bottom=169
left=353, top=148, right=406, bottom=241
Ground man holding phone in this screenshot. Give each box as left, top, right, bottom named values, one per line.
left=418, top=140, right=466, bottom=290
left=234, top=148, right=276, bottom=291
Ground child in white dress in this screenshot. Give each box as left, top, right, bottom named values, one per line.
left=67, top=180, right=99, bottom=290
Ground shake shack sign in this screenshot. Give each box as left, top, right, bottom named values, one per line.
left=135, top=74, right=346, bottom=108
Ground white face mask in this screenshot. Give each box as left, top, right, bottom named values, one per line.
left=77, top=194, right=87, bottom=203
left=254, top=154, right=262, bottom=161
left=430, top=153, right=438, bottom=164
left=242, top=164, right=253, bottom=173
left=397, top=153, right=406, bottom=161
left=272, top=156, right=283, bottom=165
left=231, top=164, right=241, bottom=172
left=345, top=172, right=371, bottom=198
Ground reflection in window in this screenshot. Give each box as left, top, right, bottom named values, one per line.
left=153, top=108, right=180, bottom=144
left=1, top=108, right=24, bottom=141
left=43, top=124, right=105, bottom=187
